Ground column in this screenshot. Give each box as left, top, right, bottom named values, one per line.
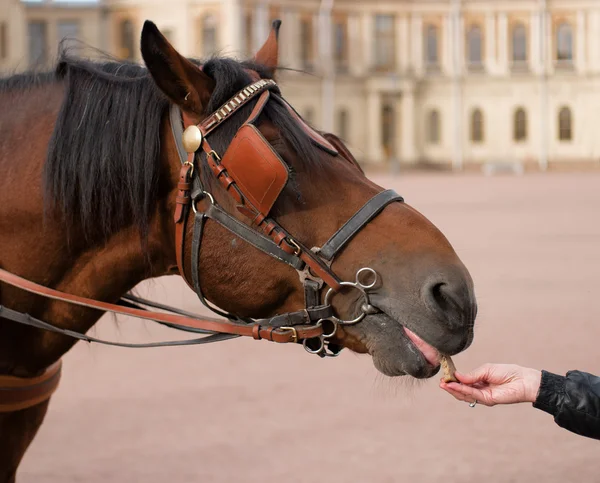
left=485, top=12, right=496, bottom=74
left=280, top=7, right=296, bottom=68
left=411, top=13, right=423, bottom=76
left=497, top=12, right=508, bottom=75
left=443, top=14, right=452, bottom=75
left=397, top=15, right=409, bottom=73
left=367, top=90, right=383, bottom=163
left=400, top=87, right=416, bottom=164
left=577, top=10, right=587, bottom=73
left=221, top=0, right=242, bottom=56
left=254, top=1, right=268, bottom=52
left=531, top=10, right=540, bottom=73
left=361, top=12, right=373, bottom=71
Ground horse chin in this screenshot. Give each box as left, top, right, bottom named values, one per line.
left=338, top=312, right=443, bottom=379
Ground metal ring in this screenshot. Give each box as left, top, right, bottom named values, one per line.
left=355, top=267, right=378, bottom=290
left=303, top=336, right=325, bottom=355
left=192, top=191, right=215, bottom=214
left=323, top=267, right=379, bottom=325
left=319, top=319, right=338, bottom=339
left=469, top=400, right=478, bottom=408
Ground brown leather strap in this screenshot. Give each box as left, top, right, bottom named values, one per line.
left=175, top=163, right=194, bottom=289
left=0, top=360, right=62, bottom=413
left=0, top=269, right=321, bottom=343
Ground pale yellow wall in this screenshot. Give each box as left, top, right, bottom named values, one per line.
left=0, top=0, right=27, bottom=72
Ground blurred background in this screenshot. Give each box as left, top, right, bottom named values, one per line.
left=1, top=0, right=599, bottom=481
left=2, top=0, right=600, bottom=173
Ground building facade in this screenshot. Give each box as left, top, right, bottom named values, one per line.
left=4, top=0, right=600, bottom=170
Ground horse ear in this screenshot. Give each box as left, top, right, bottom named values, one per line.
left=254, top=20, right=281, bottom=74
left=141, top=20, right=215, bottom=117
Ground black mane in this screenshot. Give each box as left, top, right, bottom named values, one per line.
left=3, top=53, right=322, bottom=242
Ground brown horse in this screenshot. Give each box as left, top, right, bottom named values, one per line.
left=0, top=21, right=476, bottom=482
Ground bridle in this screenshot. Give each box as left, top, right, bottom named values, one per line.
left=171, top=77, right=404, bottom=355
left=0, top=76, right=403, bottom=411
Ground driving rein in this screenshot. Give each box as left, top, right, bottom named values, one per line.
left=0, top=77, right=404, bottom=412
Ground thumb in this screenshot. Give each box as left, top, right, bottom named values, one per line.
left=455, top=365, right=491, bottom=385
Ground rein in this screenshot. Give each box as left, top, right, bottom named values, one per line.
left=0, top=77, right=403, bottom=412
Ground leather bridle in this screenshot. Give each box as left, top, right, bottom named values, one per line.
left=171, top=77, right=404, bottom=355
left=0, top=76, right=403, bottom=412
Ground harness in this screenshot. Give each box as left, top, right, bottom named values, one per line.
left=0, top=78, right=403, bottom=412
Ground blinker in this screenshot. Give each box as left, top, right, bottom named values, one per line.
left=182, top=125, right=203, bottom=153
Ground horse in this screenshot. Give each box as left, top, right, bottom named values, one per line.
left=0, top=20, right=477, bottom=482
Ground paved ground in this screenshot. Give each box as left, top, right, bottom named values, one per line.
left=19, top=171, right=600, bottom=482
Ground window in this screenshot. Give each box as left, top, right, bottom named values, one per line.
left=300, top=16, right=314, bottom=71
left=382, top=104, right=395, bottom=158
left=119, top=19, right=134, bottom=61
left=28, top=21, right=47, bottom=67
left=511, top=23, right=528, bottom=66
left=467, top=25, right=483, bottom=70
left=470, top=109, right=484, bottom=143
left=427, top=109, right=440, bottom=144
left=0, top=23, right=7, bottom=60
left=373, top=14, right=395, bottom=71
left=58, top=21, right=80, bottom=52
left=304, top=107, right=315, bottom=125
left=556, top=22, right=573, bottom=64
left=513, top=107, right=527, bottom=142
left=333, top=17, right=348, bottom=73
left=558, top=107, right=572, bottom=141
left=201, top=14, right=217, bottom=57
left=162, top=29, right=174, bottom=44
left=424, top=25, right=439, bottom=70
left=337, top=109, right=349, bottom=140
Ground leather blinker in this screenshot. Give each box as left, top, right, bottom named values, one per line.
left=220, top=124, right=289, bottom=217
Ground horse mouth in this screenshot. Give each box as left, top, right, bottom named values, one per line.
left=352, top=310, right=449, bottom=379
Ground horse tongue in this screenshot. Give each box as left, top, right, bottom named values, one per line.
left=404, top=327, right=441, bottom=367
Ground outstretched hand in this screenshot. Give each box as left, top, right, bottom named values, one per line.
left=440, top=364, right=542, bottom=406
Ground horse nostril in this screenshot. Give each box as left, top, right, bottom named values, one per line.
left=430, top=282, right=453, bottom=313
left=424, top=277, right=473, bottom=329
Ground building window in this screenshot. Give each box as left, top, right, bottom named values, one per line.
left=511, top=22, right=528, bottom=68
left=300, top=16, right=314, bottom=71
left=336, top=109, right=349, bottom=140
left=427, top=109, right=440, bottom=144
left=119, top=19, right=134, bottom=61
left=0, top=23, right=7, bottom=60
left=558, top=106, right=572, bottom=141
left=373, top=14, right=395, bottom=71
left=467, top=24, right=483, bottom=70
left=304, top=107, right=315, bottom=125
left=513, top=107, right=527, bottom=142
left=201, top=14, right=217, bottom=57
left=556, top=21, right=573, bottom=66
left=57, top=20, right=80, bottom=52
left=28, top=21, right=47, bottom=67
left=382, top=104, right=395, bottom=158
left=470, top=109, right=484, bottom=143
left=333, top=16, right=349, bottom=73
left=424, top=25, right=439, bottom=71
left=162, top=28, right=174, bottom=44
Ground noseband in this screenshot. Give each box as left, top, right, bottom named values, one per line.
left=171, top=78, right=404, bottom=357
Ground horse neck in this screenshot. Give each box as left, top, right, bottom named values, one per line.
left=0, top=87, right=178, bottom=375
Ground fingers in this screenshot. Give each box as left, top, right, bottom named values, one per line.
left=454, top=364, right=493, bottom=385
left=440, top=381, right=494, bottom=407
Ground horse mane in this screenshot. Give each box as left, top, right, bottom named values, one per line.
left=2, top=52, right=321, bottom=243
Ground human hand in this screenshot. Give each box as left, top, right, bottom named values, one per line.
left=439, top=363, right=542, bottom=406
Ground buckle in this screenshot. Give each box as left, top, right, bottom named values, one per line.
left=279, top=326, right=298, bottom=343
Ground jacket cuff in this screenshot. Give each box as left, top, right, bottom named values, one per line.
left=533, top=370, right=566, bottom=416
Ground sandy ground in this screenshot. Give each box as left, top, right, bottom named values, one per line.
left=18, top=171, right=600, bottom=482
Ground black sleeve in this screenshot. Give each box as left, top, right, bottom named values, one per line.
left=533, top=370, right=600, bottom=441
